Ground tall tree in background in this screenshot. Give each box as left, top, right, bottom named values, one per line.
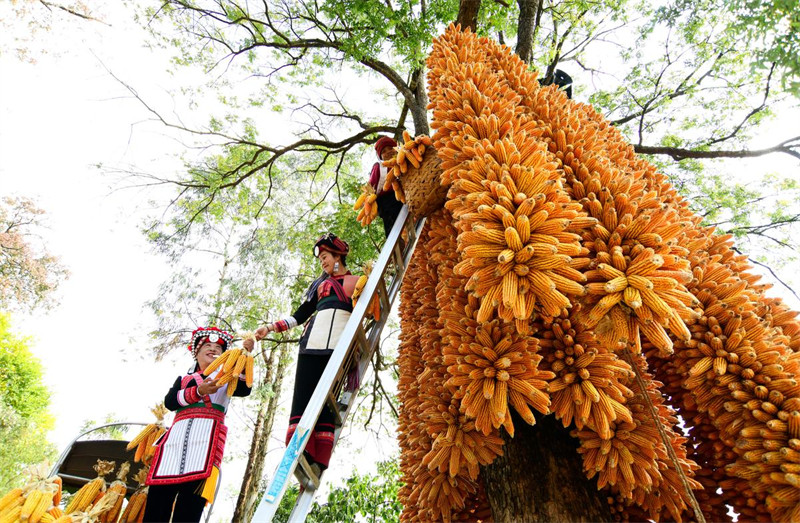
left=133, top=0, right=799, bottom=288
left=0, top=196, right=67, bottom=312
left=0, top=313, right=56, bottom=491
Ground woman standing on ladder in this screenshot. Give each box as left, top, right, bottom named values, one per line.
left=254, top=233, right=359, bottom=474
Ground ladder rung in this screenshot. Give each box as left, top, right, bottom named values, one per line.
left=393, top=242, right=404, bottom=269
left=295, top=455, right=320, bottom=490
left=326, top=393, right=343, bottom=426
left=377, top=279, right=390, bottom=312
left=356, top=325, right=369, bottom=352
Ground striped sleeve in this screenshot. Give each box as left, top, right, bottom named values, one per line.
left=273, top=317, right=298, bottom=333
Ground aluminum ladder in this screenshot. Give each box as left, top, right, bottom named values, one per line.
left=252, top=205, right=424, bottom=522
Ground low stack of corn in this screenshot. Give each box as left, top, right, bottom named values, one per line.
left=96, top=462, right=129, bottom=523
left=392, top=23, right=800, bottom=523
left=127, top=404, right=168, bottom=463
left=202, top=346, right=254, bottom=393
left=0, top=464, right=63, bottom=523
left=64, top=494, right=118, bottom=523
left=64, top=460, right=115, bottom=515
left=118, top=468, right=148, bottom=523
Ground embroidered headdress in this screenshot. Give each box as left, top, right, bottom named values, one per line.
left=313, top=233, right=349, bottom=258
left=188, top=326, right=233, bottom=356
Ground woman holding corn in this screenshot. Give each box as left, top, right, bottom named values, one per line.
left=253, top=233, right=359, bottom=473
left=143, top=326, right=252, bottom=523
left=369, top=135, right=404, bottom=237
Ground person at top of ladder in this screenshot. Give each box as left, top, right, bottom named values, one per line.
left=253, top=233, right=359, bottom=474
left=143, top=326, right=252, bottom=523
left=369, top=136, right=404, bottom=237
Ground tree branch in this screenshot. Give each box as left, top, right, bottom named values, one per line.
left=732, top=248, right=800, bottom=303
left=38, top=0, right=109, bottom=25
left=635, top=137, right=800, bottom=160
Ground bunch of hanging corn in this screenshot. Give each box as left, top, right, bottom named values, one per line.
left=351, top=262, right=382, bottom=320
left=379, top=131, right=434, bottom=205
left=353, top=184, right=379, bottom=226
left=396, top=213, right=499, bottom=522
left=202, top=346, right=254, bottom=393
left=392, top=23, right=800, bottom=523
left=127, top=404, right=168, bottom=464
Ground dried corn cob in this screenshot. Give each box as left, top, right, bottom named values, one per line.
left=64, top=460, right=114, bottom=514
left=127, top=404, right=168, bottom=464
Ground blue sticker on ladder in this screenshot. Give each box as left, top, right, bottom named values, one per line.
left=263, top=427, right=310, bottom=503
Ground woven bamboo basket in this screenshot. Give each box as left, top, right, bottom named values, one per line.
left=398, top=147, right=448, bottom=218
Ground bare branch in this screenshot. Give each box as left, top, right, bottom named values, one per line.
left=732, top=248, right=800, bottom=303
left=38, top=0, right=109, bottom=25
left=635, top=137, right=800, bottom=161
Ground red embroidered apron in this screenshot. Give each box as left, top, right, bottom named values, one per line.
left=147, top=407, right=227, bottom=486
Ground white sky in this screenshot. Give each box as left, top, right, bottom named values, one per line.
left=1, top=1, right=798, bottom=521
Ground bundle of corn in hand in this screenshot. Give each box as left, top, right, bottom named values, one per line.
left=0, top=463, right=63, bottom=523
left=351, top=262, right=382, bottom=320
left=126, top=404, right=168, bottom=463
left=118, top=468, right=148, bottom=523
left=203, top=345, right=254, bottom=392
left=353, top=184, right=379, bottom=226
left=63, top=460, right=115, bottom=514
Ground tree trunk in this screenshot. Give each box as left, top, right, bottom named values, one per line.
left=481, top=413, right=615, bottom=522
left=515, top=0, right=541, bottom=64
left=455, top=0, right=481, bottom=32
left=232, top=342, right=290, bottom=522
left=410, top=67, right=430, bottom=136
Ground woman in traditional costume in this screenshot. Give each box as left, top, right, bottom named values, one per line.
left=368, top=136, right=403, bottom=237
left=143, top=326, right=251, bottom=523
left=254, top=233, right=359, bottom=472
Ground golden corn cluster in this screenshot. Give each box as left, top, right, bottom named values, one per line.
left=353, top=184, right=379, bottom=226
left=351, top=265, right=382, bottom=321
left=126, top=403, right=168, bottom=464
left=203, top=347, right=254, bottom=392
left=392, top=23, right=800, bottom=523
left=381, top=131, right=434, bottom=204
left=0, top=464, right=63, bottom=523
left=397, top=211, right=501, bottom=522
left=62, top=460, right=114, bottom=515
left=0, top=460, right=149, bottom=523
left=117, top=469, right=148, bottom=523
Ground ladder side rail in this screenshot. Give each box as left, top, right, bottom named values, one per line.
left=287, top=486, right=317, bottom=523
left=349, top=213, right=426, bottom=407
left=252, top=206, right=411, bottom=522
left=289, top=214, right=428, bottom=523
left=311, top=212, right=425, bottom=429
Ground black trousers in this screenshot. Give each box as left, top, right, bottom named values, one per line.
left=377, top=191, right=403, bottom=237
left=288, top=351, right=336, bottom=468
left=143, top=479, right=206, bottom=523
